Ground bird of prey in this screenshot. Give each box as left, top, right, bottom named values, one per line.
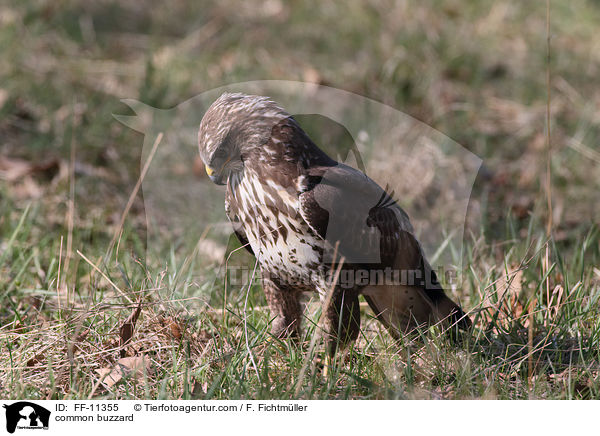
left=198, top=93, right=470, bottom=356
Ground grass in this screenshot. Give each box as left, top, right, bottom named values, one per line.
left=1, top=197, right=599, bottom=399
left=1, top=0, right=600, bottom=399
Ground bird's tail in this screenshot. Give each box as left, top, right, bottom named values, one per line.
left=363, top=284, right=471, bottom=339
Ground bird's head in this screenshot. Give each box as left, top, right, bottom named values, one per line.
left=198, top=93, right=289, bottom=185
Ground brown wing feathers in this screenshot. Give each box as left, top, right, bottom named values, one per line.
left=298, top=163, right=470, bottom=331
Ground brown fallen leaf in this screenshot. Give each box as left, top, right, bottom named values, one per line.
left=0, top=157, right=32, bottom=181
left=96, top=355, right=152, bottom=389
left=96, top=367, right=121, bottom=388
left=119, top=300, right=142, bottom=358
left=166, top=317, right=183, bottom=339
left=0, top=156, right=60, bottom=182
left=75, top=328, right=90, bottom=342
left=155, top=315, right=186, bottom=340
left=27, top=353, right=45, bottom=367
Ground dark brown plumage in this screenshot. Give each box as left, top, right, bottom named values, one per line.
left=198, top=93, right=470, bottom=355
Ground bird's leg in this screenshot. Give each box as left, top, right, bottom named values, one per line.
left=321, top=287, right=361, bottom=359
left=262, top=275, right=302, bottom=339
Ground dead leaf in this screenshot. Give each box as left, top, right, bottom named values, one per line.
left=27, top=353, right=45, bottom=367
left=96, top=366, right=120, bottom=388
left=75, top=329, right=90, bottom=342
left=0, top=157, right=30, bottom=181
left=166, top=318, right=183, bottom=339
left=0, top=156, right=60, bottom=182
left=155, top=315, right=185, bottom=340
left=119, top=300, right=142, bottom=357
left=96, top=355, right=152, bottom=389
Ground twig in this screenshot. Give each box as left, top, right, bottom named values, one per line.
left=107, top=132, right=163, bottom=259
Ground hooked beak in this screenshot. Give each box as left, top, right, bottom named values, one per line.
left=205, top=164, right=225, bottom=185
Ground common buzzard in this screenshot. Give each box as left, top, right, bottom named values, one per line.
left=198, top=93, right=470, bottom=357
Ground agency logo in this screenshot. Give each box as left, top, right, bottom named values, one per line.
left=2, top=402, right=50, bottom=434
